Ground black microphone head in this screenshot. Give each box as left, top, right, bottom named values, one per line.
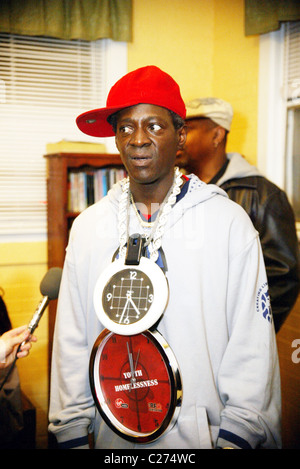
left=40, top=267, right=62, bottom=300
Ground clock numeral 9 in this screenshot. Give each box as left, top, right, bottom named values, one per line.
left=106, top=293, right=112, bottom=302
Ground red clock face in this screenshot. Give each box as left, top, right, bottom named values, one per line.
left=90, top=329, right=182, bottom=443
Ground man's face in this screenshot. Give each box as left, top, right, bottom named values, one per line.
left=115, top=104, right=186, bottom=185
left=176, top=118, right=215, bottom=172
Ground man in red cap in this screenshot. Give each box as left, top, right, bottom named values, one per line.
left=49, top=66, right=281, bottom=450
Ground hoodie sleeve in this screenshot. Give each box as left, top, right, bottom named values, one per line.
left=48, top=247, right=96, bottom=449
left=254, top=185, right=300, bottom=332
left=216, top=231, right=281, bottom=449
left=48, top=190, right=122, bottom=449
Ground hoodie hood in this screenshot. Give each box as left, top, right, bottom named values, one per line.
left=106, top=174, right=228, bottom=241
left=217, top=153, right=261, bottom=186
left=107, top=172, right=227, bottom=210
left=106, top=172, right=227, bottom=232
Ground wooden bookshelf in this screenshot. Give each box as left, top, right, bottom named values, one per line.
left=44, top=152, right=123, bottom=366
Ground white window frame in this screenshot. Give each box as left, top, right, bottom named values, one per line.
left=257, top=24, right=300, bottom=239
left=101, top=39, right=127, bottom=154
left=257, top=26, right=286, bottom=187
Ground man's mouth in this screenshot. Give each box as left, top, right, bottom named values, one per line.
left=129, top=154, right=152, bottom=164
left=130, top=152, right=151, bottom=158
left=131, top=156, right=150, bottom=159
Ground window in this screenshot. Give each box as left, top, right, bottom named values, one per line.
left=0, top=33, right=126, bottom=241
left=284, top=22, right=300, bottom=224
left=257, top=21, right=300, bottom=239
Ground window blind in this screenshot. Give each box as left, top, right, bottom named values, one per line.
left=283, top=22, right=300, bottom=227
left=284, top=21, right=300, bottom=102
left=0, top=33, right=107, bottom=241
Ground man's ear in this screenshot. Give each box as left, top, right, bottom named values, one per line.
left=212, top=126, right=226, bottom=147
left=177, top=125, right=187, bottom=150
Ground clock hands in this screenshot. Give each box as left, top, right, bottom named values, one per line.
left=126, top=341, right=136, bottom=391
left=119, top=290, right=141, bottom=324
left=134, top=349, right=140, bottom=373
left=119, top=296, right=130, bottom=324
left=126, top=341, right=141, bottom=392
left=129, top=296, right=142, bottom=317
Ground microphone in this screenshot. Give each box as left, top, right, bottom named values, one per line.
left=26, top=267, right=62, bottom=335
left=0, top=267, right=63, bottom=392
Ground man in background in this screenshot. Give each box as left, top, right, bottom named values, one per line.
left=176, top=97, right=300, bottom=332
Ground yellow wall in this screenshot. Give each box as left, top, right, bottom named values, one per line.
left=0, top=0, right=260, bottom=448
left=128, top=0, right=260, bottom=165
left=0, top=242, right=48, bottom=448
left=212, top=0, right=260, bottom=165
left=127, top=0, right=215, bottom=99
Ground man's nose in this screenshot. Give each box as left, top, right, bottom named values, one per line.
left=130, top=127, right=150, bottom=146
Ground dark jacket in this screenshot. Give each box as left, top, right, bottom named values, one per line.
left=216, top=153, right=300, bottom=332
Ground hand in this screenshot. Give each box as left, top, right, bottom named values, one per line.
left=0, top=326, right=37, bottom=369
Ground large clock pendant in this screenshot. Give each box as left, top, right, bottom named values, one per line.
left=93, top=235, right=169, bottom=335
left=89, top=328, right=182, bottom=443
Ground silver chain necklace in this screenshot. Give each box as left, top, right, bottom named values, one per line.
left=118, top=167, right=183, bottom=262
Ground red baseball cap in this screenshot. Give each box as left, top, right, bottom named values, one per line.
left=76, top=65, right=186, bottom=137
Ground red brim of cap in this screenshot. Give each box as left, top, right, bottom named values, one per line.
left=76, top=106, right=123, bottom=137
left=76, top=66, right=186, bottom=138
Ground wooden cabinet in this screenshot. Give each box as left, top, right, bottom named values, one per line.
left=44, top=152, right=123, bottom=363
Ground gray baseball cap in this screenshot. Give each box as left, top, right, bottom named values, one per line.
left=185, top=97, right=233, bottom=131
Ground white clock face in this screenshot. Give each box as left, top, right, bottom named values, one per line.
left=94, top=257, right=169, bottom=335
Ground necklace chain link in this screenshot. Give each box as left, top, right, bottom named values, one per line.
left=130, top=193, right=155, bottom=228
left=118, top=167, right=183, bottom=262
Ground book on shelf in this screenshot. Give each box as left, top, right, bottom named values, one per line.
left=68, top=167, right=126, bottom=213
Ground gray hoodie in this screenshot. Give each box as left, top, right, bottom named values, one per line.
left=49, top=174, right=281, bottom=449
